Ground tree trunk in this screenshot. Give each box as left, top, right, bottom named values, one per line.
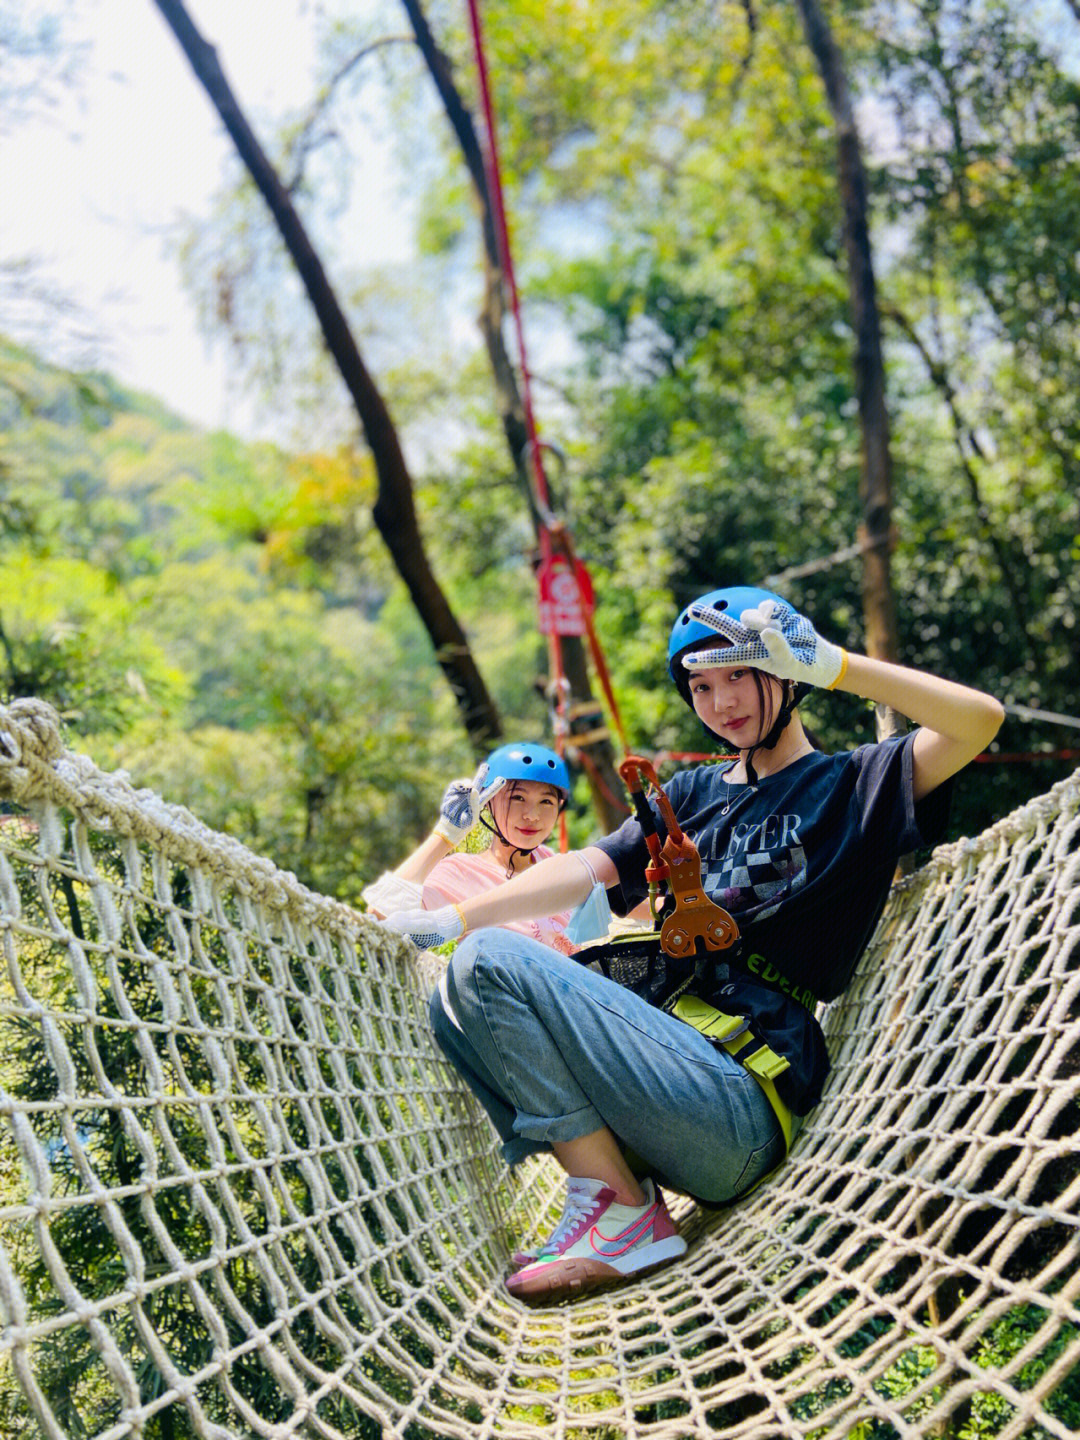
left=403, top=0, right=627, bottom=830
left=794, top=0, right=906, bottom=742
left=151, top=0, right=502, bottom=755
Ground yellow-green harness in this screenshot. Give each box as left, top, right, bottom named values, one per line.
left=671, top=994, right=794, bottom=1151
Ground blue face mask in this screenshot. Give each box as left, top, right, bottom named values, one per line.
left=565, top=881, right=612, bottom=945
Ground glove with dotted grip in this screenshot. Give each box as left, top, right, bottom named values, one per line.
left=684, top=598, right=847, bottom=691
left=433, top=765, right=507, bottom=845
left=378, top=905, right=465, bottom=951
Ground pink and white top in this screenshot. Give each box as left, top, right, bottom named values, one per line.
left=422, top=846, right=579, bottom=957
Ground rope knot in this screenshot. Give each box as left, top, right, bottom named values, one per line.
left=1, top=699, right=65, bottom=764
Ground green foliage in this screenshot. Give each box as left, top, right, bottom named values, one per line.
left=432, top=0, right=1080, bottom=837
left=958, top=1305, right=1080, bottom=1439
left=0, top=341, right=476, bottom=900
left=142, top=0, right=1080, bottom=843
left=0, top=548, right=189, bottom=732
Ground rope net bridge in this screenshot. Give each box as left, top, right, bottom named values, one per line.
left=0, top=699, right=1076, bottom=1440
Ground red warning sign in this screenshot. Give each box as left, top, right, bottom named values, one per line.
left=537, top=555, right=595, bottom=636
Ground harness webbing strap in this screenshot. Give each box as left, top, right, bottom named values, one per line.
left=671, top=995, right=794, bottom=1152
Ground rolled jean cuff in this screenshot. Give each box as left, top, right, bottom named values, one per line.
left=512, top=1102, right=603, bottom=1148
left=501, top=1136, right=547, bottom=1165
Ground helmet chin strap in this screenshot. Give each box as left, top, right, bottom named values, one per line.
left=479, top=811, right=544, bottom=878
left=732, top=681, right=800, bottom=786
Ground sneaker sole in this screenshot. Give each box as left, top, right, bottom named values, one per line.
left=506, top=1236, right=687, bottom=1300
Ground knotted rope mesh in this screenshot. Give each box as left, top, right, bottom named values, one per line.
left=0, top=698, right=1076, bottom=1440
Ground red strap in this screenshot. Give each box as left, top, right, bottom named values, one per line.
left=465, top=0, right=551, bottom=524
left=466, top=0, right=632, bottom=777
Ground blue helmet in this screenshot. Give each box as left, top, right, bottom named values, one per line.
left=483, top=742, right=571, bottom=798
left=667, top=585, right=789, bottom=687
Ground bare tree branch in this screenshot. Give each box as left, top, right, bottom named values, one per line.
left=883, top=302, right=1033, bottom=636
left=284, top=34, right=413, bottom=193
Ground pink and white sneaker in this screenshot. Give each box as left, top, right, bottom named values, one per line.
left=505, top=1177, right=686, bottom=1301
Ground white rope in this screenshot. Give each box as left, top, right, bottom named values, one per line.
left=0, top=697, right=1077, bottom=1438
left=1002, top=702, right=1080, bottom=731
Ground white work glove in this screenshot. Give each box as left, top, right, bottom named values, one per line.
left=432, top=764, right=507, bottom=846
left=379, top=905, right=465, bottom=951
left=684, top=598, right=848, bottom=691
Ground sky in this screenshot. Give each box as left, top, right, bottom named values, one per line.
left=3, top=0, right=414, bottom=441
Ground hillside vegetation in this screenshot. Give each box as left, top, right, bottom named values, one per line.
left=0, top=335, right=497, bottom=902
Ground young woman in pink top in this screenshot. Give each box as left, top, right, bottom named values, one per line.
left=362, top=742, right=579, bottom=955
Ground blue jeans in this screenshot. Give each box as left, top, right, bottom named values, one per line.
left=429, top=929, right=785, bottom=1203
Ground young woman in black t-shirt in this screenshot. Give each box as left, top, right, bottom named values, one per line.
left=382, top=587, right=1004, bottom=1301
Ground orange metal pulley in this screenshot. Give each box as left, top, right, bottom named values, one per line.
left=617, top=755, right=739, bottom=961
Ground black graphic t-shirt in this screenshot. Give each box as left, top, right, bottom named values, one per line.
left=595, top=734, right=952, bottom=1113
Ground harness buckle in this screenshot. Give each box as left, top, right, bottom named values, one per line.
left=671, top=994, right=747, bottom=1042
left=741, top=1044, right=791, bottom=1082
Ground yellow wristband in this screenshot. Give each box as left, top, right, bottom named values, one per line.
left=827, top=649, right=849, bottom=690
left=452, top=903, right=468, bottom=937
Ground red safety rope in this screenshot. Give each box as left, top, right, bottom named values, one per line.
left=465, top=0, right=631, bottom=828
left=653, top=749, right=1080, bottom=769
left=550, top=525, right=631, bottom=754
left=465, top=0, right=552, bottom=528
